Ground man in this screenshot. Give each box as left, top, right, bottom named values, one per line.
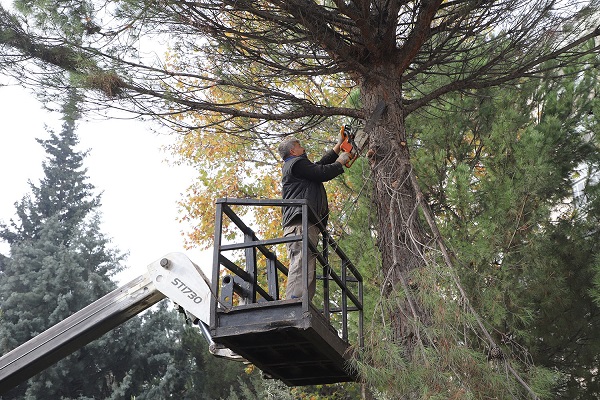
left=277, top=136, right=351, bottom=300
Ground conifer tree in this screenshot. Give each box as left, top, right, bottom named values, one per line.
left=0, top=92, right=265, bottom=398
left=0, top=93, right=139, bottom=398
left=405, top=65, right=600, bottom=398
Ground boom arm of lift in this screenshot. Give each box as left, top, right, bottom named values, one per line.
left=0, top=252, right=240, bottom=394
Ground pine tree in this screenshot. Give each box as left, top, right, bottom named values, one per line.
left=405, top=65, right=600, bottom=398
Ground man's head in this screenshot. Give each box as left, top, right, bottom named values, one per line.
left=277, top=137, right=305, bottom=160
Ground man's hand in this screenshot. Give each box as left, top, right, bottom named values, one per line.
left=337, top=130, right=345, bottom=146
left=336, top=151, right=351, bottom=166
left=334, top=126, right=347, bottom=153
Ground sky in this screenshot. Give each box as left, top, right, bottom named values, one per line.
left=0, top=84, right=212, bottom=284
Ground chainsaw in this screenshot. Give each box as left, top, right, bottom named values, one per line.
left=339, top=100, right=386, bottom=167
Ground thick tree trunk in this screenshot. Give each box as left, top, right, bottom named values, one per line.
left=362, top=75, right=430, bottom=357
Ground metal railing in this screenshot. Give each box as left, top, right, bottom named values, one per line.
left=209, top=198, right=363, bottom=345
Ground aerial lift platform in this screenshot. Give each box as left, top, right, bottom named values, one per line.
left=0, top=198, right=363, bottom=393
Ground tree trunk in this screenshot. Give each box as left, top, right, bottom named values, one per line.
left=363, top=73, right=430, bottom=357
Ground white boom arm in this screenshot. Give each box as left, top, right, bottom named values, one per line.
left=0, top=252, right=237, bottom=394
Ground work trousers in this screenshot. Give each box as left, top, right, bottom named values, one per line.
left=284, top=221, right=320, bottom=300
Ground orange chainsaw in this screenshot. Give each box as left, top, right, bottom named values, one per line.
left=339, top=100, right=386, bottom=167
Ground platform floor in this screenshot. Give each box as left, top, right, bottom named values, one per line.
left=210, top=299, right=357, bottom=386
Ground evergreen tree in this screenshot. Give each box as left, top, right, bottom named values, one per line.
left=1, top=95, right=96, bottom=246
left=0, top=93, right=269, bottom=399
left=406, top=64, right=600, bottom=398
left=0, top=93, right=144, bottom=398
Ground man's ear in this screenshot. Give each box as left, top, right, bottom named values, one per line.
left=289, top=145, right=299, bottom=156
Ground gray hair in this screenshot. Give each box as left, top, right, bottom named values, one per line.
left=277, top=137, right=300, bottom=160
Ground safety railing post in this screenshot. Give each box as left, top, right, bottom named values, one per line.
left=341, top=258, right=348, bottom=341
left=321, top=230, right=329, bottom=322
left=211, top=202, right=224, bottom=329
left=244, top=232, right=257, bottom=304
left=301, top=203, right=310, bottom=313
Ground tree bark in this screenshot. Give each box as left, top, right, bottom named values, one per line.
left=362, top=71, right=430, bottom=357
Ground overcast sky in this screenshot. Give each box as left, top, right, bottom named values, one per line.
left=0, top=84, right=211, bottom=283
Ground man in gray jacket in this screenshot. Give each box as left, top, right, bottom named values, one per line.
left=277, top=137, right=351, bottom=300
